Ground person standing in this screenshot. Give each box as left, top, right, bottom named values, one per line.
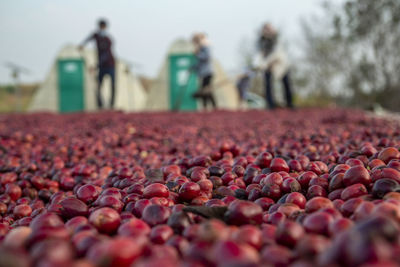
left=253, top=23, right=294, bottom=109
left=79, top=18, right=116, bottom=109
left=191, top=33, right=217, bottom=110
left=236, top=67, right=254, bottom=110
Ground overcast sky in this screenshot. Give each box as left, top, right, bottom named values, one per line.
left=0, top=0, right=337, bottom=84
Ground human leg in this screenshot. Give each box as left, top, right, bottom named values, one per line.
left=109, top=67, right=116, bottom=108
left=204, top=75, right=216, bottom=109
left=206, top=93, right=217, bottom=109
left=200, top=75, right=213, bottom=109
left=201, top=96, right=208, bottom=109
left=97, top=68, right=105, bottom=109
left=282, top=72, right=294, bottom=108
left=264, top=71, right=275, bottom=109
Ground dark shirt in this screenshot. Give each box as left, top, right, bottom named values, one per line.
left=258, top=35, right=277, bottom=57
left=84, top=31, right=115, bottom=68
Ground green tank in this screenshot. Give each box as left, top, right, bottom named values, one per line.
left=169, top=54, right=198, bottom=111
left=57, top=59, right=85, bottom=113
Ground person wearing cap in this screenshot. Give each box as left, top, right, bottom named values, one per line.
left=253, top=23, right=294, bottom=110
left=80, top=19, right=116, bottom=109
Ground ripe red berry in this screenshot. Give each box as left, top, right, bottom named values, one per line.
left=178, top=182, right=201, bottom=202
left=142, top=204, right=171, bottom=226
left=343, top=166, right=371, bottom=187
left=89, top=207, right=121, bottom=234
left=143, top=183, right=169, bottom=199
left=270, top=158, right=290, bottom=173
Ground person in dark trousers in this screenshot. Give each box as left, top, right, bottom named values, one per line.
left=254, top=23, right=294, bottom=109
left=191, top=33, right=217, bottom=110
left=79, top=19, right=116, bottom=109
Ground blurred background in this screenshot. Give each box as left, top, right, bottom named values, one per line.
left=1, top=0, right=399, bottom=113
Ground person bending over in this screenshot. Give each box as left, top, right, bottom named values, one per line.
left=253, top=23, right=294, bottom=110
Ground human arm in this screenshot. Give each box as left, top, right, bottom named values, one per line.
left=252, top=53, right=269, bottom=71
left=252, top=50, right=280, bottom=72
left=79, top=33, right=95, bottom=50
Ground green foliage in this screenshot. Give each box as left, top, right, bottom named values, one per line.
left=5, top=85, right=15, bottom=94
left=297, top=0, right=400, bottom=111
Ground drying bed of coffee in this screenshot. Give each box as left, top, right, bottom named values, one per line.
left=0, top=108, right=400, bottom=267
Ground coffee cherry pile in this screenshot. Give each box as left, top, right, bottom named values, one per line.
left=0, top=109, right=400, bottom=267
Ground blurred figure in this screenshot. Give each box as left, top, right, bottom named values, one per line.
left=79, top=18, right=116, bottom=109
left=236, top=68, right=254, bottom=110
left=191, top=33, right=217, bottom=110
left=253, top=23, right=294, bottom=109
